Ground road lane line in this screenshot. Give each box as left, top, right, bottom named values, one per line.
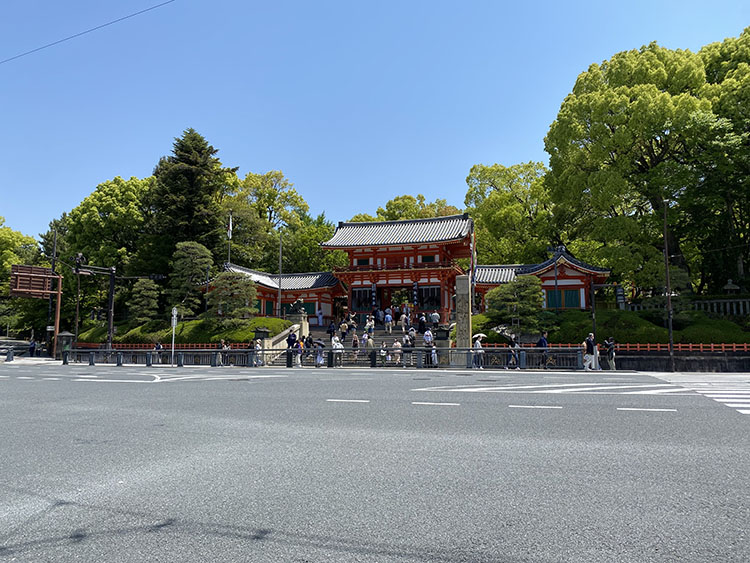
left=73, top=379, right=151, bottom=383
left=617, top=408, right=677, bottom=412
left=739, top=410, right=750, bottom=414
left=326, top=399, right=370, bottom=403
left=43, top=377, right=60, bottom=380
left=412, top=402, right=460, bottom=406
left=17, top=376, right=34, bottom=379
left=508, top=405, right=562, bottom=409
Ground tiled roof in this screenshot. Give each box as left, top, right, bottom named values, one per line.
left=224, top=264, right=340, bottom=290
left=520, top=248, right=610, bottom=276
left=474, top=265, right=522, bottom=285
left=321, top=214, right=473, bottom=248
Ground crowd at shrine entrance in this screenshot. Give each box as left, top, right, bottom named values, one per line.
left=227, top=213, right=610, bottom=330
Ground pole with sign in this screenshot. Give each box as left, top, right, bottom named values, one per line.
left=171, top=307, right=178, bottom=366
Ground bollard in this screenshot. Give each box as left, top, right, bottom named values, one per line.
left=6, top=349, right=14, bottom=362
left=116, top=352, right=123, bottom=367
left=416, top=349, right=424, bottom=368
left=211, top=352, right=218, bottom=367
left=62, top=350, right=69, bottom=365
left=327, top=350, right=334, bottom=368
left=247, top=350, right=255, bottom=368
left=286, top=349, right=293, bottom=368
left=177, top=352, right=184, bottom=367
left=89, top=352, right=95, bottom=366
left=520, top=350, right=527, bottom=369
left=466, top=349, right=472, bottom=369
left=370, top=350, right=377, bottom=368
left=577, top=350, right=583, bottom=370
left=146, top=351, right=152, bottom=367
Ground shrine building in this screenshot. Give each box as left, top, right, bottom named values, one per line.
left=225, top=216, right=610, bottom=324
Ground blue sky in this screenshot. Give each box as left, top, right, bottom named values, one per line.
left=1, top=0, right=748, bottom=239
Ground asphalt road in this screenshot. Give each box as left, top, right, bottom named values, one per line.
left=1, top=361, right=749, bottom=562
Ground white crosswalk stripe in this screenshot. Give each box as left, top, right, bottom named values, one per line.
left=691, top=388, right=750, bottom=415
left=411, top=382, right=690, bottom=395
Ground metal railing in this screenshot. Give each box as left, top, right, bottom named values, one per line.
left=59, top=345, right=585, bottom=371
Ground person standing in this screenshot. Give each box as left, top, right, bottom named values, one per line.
left=605, top=337, right=616, bottom=370
left=430, top=311, right=440, bottom=328
left=536, top=331, right=549, bottom=369
left=473, top=335, right=484, bottom=369
left=384, top=311, right=393, bottom=334
left=28, top=338, right=37, bottom=357
left=317, top=307, right=324, bottom=327
left=582, top=333, right=595, bottom=371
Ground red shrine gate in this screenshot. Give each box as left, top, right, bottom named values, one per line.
left=322, top=214, right=474, bottom=323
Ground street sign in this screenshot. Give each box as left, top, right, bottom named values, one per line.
left=46, top=325, right=55, bottom=332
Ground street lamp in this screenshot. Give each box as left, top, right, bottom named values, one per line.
left=662, top=197, right=676, bottom=372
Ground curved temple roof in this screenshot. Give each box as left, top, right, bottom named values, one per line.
left=224, top=263, right=340, bottom=291
left=322, top=213, right=473, bottom=248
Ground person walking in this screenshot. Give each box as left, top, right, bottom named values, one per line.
left=605, top=337, right=616, bottom=370
left=473, top=335, right=484, bottom=369
left=384, top=311, right=393, bottom=334
left=28, top=338, right=36, bottom=357
left=327, top=321, right=337, bottom=340
left=392, top=339, right=402, bottom=366
left=536, top=331, right=549, bottom=369
left=430, top=311, right=440, bottom=328
left=582, top=332, right=595, bottom=371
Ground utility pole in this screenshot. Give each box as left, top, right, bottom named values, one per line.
left=663, top=198, right=676, bottom=372
left=106, top=267, right=116, bottom=350
left=46, top=229, right=57, bottom=356
left=277, top=230, right=283, bottom=317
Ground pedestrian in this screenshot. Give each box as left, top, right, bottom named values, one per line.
left=292, top=339, right=302, bottom=367
left=28, top=338, right=36, bottom=357
left=605, top=336, right=616, bottom=370
left=399, top=313, right=408, bottom=334
left=430, top=311, right=440, bottom=328
left=315, top=341, right=325, bottom=367
left=423, top=327, right=433, bottom=347
left=304, top=334, right=314, bottom=362
left=317, top=307, right=324, bottom=327
left=392, top=339, right=402, bottom=366
left=332, top=336, right=344, bottom=367
left=384, top=311, right=393, bottom=334
left=154, top=341, right=163, bottom=365
left=376, top=308, right=384, bottom=326
left=286, top=331, right=297, bottom=349
left=222, top=340, right=231, bottom=366
left=536, top=331, right=549, bottom=369
left=582, top=332, right=595, bottom=371
left=431, top=344, right=438, bottom=367
left=339, top=320, right=348, bottom=343
left=254, top=338, right=264, bottom=366
left=379, top=341, right=388, bottom=366
left=473, top=334, right=484, bottom=369
left=402, top=332, right=414, bottom=367
left=507, top=335, right=520, bottom=369
left=327, top=321, right=336, bottom=340
left=351, top=329, right=359, bottom=360
left=418, top=314, right=426, bottom=334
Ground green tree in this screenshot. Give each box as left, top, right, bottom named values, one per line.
left=464, top=162, right=552, bottom=265
left=66, top=176, right=152, bottom=272
left=241, top=170, right=308, bottom=229
left=129, top=279, right=160, bottom=324
left=140, top=129, right=236, bottom=273
left=205, top=271, right=257, bottom=321
left=277, top=213, right=348, bottom=273
left=168, top=242, right=214, bottom=317
left=484, top=276, right=546, bottom=335
left=544, top=42, right=720, bottom=293
left=375, top=194, right=461, bottom=221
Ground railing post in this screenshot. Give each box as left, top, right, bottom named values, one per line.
left=116, top=352, right=123, bottom=367
left=465, top=349, right=472, bottom=369
left=247, top=350, right=255, bottom=367
left=89, top=352, right=95, bottom=366
left=576, top=350, right=583, bottom=369
left=6, top=349, right=13, bottom=362
left=211, top=352, right=218, bottom=367
left=286, top=349, right=293, bottom=368
left=520, top=350, right=527, bottom=369
left=370, top=350, right=377, bottom=368
left=328, top=350, right=334, bottom=368
left=177, top=352, right=184, bottom=367
left=146, top=351, right=152, bottom=367
left=416, top=349, right=424, bottom=368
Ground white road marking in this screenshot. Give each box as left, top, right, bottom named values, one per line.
left=17, top=376, right=34, bottom=379
left=43, top=377, right=60, bottom=381
left=725, top=403, right=750, bottom=408
left=739, top=410, right=750, bottom=415
left=412, top=402, right=460, bottom=406
left=508, top=405, right=562, bottom=409
left=547, top=384, right=674, bottom=393
left=617, top=408, right=677, bottom=412
left=625, top=387, right=687, bottom=394
left=326, top=399, right=370, bottom=403
left=73, top=379, right=150, bottom=383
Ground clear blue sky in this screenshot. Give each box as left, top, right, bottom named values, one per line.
left=1, top=0, right=748, bottom=239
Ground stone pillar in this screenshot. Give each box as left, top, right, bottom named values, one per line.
left=455, top=275, right=472, bottom=350
left=287, top=313, right=309, bottom=338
